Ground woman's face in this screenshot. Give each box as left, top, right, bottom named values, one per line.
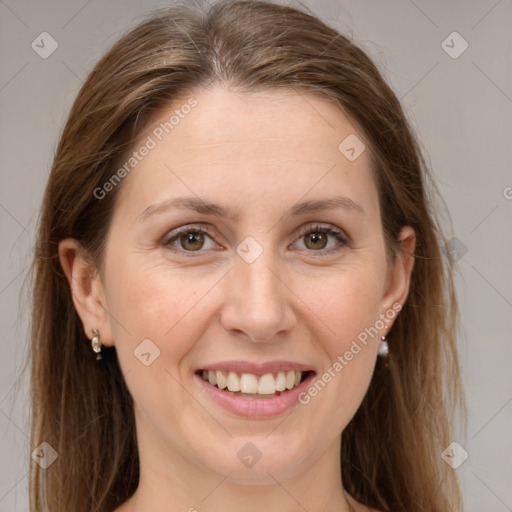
left=91, top=86, right=412, bottom=484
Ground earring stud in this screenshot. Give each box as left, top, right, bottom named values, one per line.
left=378, top=336, right=389, bottom=357
left=91, top=329, right=102, bottom=360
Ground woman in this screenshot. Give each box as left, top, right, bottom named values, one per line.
left=29, top=1, right=464, bottom=511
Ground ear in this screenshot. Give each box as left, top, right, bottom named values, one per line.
left=380, top=226, right=416, bottom=325
left=58, top=238, right=114, bottom=346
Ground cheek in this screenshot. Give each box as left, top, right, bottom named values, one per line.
left=102, top=257, right=220, bottom=432
left=292, top=264, right=385, bottom=428
left=105, top=259, right=217, bottom=361
left=299, top=263, right=386, bottom=349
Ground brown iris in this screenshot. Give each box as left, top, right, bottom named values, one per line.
left=180, top=232, right=205, bottom=251
left=304, top=232, right=328, bottom=250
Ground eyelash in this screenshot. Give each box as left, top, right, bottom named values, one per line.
left=163, top=223, right=348, bottom=257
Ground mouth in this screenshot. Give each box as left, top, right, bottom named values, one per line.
left=195, top=369, right=314, bottom=399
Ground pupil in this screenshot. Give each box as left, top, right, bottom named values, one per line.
left=306, top=233, right=327, bottom=250
left=181, top=232, right=204, bottom=250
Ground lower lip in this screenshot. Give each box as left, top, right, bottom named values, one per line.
left=195, top=372, right=316, bottom=418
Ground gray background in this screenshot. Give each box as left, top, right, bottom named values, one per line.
left=1, top=0, right=511, bottom=510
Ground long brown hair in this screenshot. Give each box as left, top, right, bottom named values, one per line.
left=29, top=1, right=464, bottom=511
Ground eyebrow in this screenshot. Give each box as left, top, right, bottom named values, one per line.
left=137, top=195, right=364, bottom=223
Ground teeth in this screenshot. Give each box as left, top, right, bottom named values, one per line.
left=286, top=370, right=295, bottom=390
left=257, top=373, right=276, bottom=395
left=227, top=371, right=241, bottom=392
left=200, top=369, right=306, bottom=395
left=275, top=372, right=286, bottom=391
left=216, top=370, right=227, bottom=390
left=240, top=373, right=258, bottom=393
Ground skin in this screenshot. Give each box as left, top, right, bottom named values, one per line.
left=59, top=86, right=415, bottom=512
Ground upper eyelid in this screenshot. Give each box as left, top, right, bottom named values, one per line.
left=163, top=223, right=211, bottom=239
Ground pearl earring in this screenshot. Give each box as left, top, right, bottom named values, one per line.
left=378, top=336, right=389, bottom=357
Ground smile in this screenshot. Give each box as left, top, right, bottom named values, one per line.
left=197, top=369, right=310, bottom=398
left=194, top=362, right=316, bottom=418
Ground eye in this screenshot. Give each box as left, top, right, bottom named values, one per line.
left=163, top=223, right=348, bottom=256
left=164, top=225, right=220, bottom=253
left=292, top=223, right=347, bottom=253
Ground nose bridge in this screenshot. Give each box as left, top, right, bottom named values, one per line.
left=221, top=243, right=294, bottom=341
left=239, top=253, right=280, bottom=304
left=235, top=233, right=281, bottom=296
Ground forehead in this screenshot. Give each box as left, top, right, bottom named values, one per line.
left=113, top=85, right=378, bottom=221
left=160, top=86, right=359, bottom=156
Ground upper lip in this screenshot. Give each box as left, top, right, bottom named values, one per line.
left=197, top=360, right=316, bottom=377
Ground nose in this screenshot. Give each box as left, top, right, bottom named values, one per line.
left=220, top=251, right=296, bottom=343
